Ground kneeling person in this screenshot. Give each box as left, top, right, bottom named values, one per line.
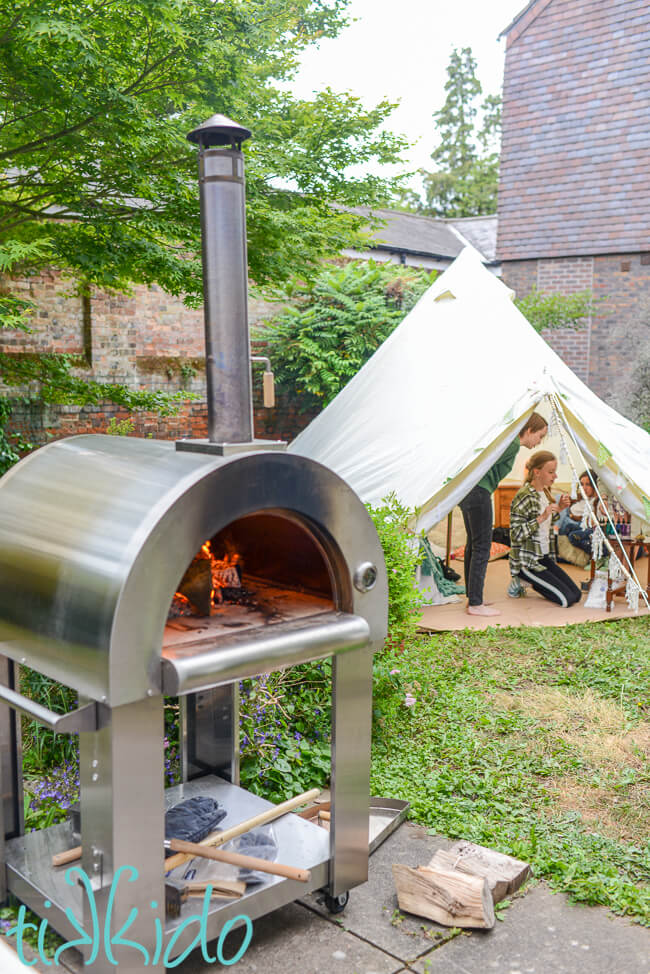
left=509, top=451, right=581, bottom=607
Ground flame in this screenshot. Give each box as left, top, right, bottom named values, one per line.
left=210, top=551, right=241, bottom=591
left=171, top=541, right=242, bottom=619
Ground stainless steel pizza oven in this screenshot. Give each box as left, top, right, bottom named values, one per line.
left=0, top=115, right=388, bottom=972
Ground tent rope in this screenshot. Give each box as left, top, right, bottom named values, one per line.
left=546, top=392, right=649, bottom=611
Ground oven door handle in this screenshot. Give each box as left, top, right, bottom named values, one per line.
left=0, top=684, right=98, bottom=733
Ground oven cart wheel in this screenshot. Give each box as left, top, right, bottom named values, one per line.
left=323, top=891, right=349, bottom=914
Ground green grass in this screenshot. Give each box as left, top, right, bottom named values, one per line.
left=371, top=618, right=650, bottom=925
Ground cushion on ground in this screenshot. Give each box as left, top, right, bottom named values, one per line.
left=451, top=541, right=510, bottom=562
left=556, top=533, right=590, bottom=568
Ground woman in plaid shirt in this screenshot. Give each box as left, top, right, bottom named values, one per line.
left=509, top=451, right=581, bottom=607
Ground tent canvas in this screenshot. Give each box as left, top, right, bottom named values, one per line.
left=289, top=248, right=650, bottom=538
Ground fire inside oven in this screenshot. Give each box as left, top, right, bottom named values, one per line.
left=165, top=512, right=335, bottom=653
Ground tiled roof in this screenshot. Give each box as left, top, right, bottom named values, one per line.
left=352, top=207, right=466, bottom=260
left=349, top=207, right=497, bottom=262
left=497, top=0, right=650, bottom=260
left=446, top=216, right=498, bottom=261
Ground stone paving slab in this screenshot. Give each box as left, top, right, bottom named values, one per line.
left=176, top=901, right=403, bottom=974
left=412, top=884, right=650, bottom=974
left=303, top=821, right=455, bottom=966
left=15, top=821, right=650, bottom=973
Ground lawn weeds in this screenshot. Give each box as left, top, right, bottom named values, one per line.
left=371, top=618, right=650, bottom=925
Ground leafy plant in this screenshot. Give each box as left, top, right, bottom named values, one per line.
left=0, top=0, right=410, bottom=473
left=24, top=759, right=79, bottom=832
left=106, top=416, right=135, bottom=436
left=0, top=398, right=34, bottom=475
left=366, top=494, right=423, bottom=646
left=239, top=663, right=331, bottom=803
left=262, top=261, right=436, bottom=409
left=515, top=288, right=599, bottom=333
left=19, top=668, right=78, bottom=772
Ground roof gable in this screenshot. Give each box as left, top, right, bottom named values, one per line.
left=499, top=0, right=556, bottom=45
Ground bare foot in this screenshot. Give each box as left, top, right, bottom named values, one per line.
left=467, top=604, right=501, bottom=616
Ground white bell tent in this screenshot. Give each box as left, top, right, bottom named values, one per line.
left=290, top=248, right=650, bottom=543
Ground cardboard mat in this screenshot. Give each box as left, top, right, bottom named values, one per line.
left=419, top=557, right=650, bottom=632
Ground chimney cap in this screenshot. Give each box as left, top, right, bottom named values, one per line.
left=187, top=114, right=252, bottom=147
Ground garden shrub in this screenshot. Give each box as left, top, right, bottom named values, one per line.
left=366, top=493, right=423, bottom=647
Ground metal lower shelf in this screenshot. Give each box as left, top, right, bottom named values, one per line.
left=4, top=780, right=408, bottom=963
left=4, top=776, right=331, bottom=958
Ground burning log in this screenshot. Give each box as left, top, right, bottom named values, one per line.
left=176, top=555, right=213, bottom=616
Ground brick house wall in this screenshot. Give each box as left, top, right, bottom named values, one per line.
left=498, top=0, right=650, bottom=260
left=498, top=0, right=650, bottom=415
left=501, top=253, right=650, bottom=409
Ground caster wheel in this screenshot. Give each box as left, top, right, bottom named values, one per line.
left=323, top=891, right=349, bottom=914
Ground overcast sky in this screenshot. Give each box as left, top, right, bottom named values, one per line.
left=291, top=0, right=527, bottom=181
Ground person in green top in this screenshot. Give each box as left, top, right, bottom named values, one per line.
left=459, top=412, right=548, bottom=617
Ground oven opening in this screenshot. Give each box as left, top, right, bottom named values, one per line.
left=164, top=513, right=335, bottom=651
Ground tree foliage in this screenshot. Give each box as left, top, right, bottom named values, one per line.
left=0, top=0, right=406, bottom=307
left=261, top=260, right=436, bottom=409
left=0, top=0, right=408, bottom=461
left=405, top=47, right=501, bottom=218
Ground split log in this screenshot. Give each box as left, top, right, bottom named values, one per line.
left=428, top=842, right=530, bottom=904
left=177, top=556, right=212, bottom=615
left=392, top=864, right=495, bottom=929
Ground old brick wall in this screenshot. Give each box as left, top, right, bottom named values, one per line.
left=0, top=270, right=314, bottom=451
left=502, top=253, right=650, bottom=411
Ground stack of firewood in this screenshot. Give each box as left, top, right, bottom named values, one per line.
left=392, top=841, right=530, bottom=930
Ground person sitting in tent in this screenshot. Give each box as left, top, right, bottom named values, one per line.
left=459, top=412, right=548, bottom=617
left=509, top=451, right=581, bottom=607
left=558, top=469, right=605, bottom=555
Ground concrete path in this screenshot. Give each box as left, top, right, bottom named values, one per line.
left=175, top=821, right=650, bottom=974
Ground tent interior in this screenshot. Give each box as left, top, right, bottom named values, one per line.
left=290, top=248, right=650, bottom=630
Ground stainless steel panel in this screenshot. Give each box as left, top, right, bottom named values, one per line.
left=329, top=646, right=374, bottom=897
left=77, top=695, right=166, bottom=972
left=181, top=684, right=239, bottom=784
left=162, top=612, right=370, bottom=695
left=0, top=684, right=98, bottom=733
left=0, top=438, right=387, bottom=707
left=198, top=145, right=253, bottom=444
left=176, top=438, right=286, bottom=456
left=0, top=656, right=22, bottom=901
left=368, top=798, right=410, bottom=854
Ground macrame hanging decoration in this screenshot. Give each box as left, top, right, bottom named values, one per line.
left=559, top=438, right=568, bottom=464
left=548, top=407, right=561, bottom=439
left=591, top=528, right=604, bottom=562
left=571, top=473, right=579, bottom=499
left=614, top=467, right=627, bottom=494
left=609, top=553, right=625, bottom=584
left=580, top=505, right=591, bottom=531
left=626, top=577, right=641, bottom=613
